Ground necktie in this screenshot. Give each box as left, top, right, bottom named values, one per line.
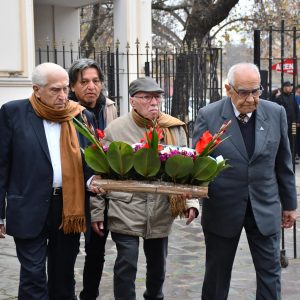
left=238, top=113, right=248, bottom=124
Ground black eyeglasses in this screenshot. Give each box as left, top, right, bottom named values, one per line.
left=230, top=85, right=263, bottom=99
left=133, top=95, right=163, bottom=103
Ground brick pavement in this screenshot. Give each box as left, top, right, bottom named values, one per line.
left=1, top=168, right=300, bottom=299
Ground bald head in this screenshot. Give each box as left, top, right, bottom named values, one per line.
left=32, top=63, right=69, bottom=87
left=227, top=63, right=260, bottom=87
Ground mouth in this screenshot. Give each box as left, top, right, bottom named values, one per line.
left=85, top=93, right=96, bottom=97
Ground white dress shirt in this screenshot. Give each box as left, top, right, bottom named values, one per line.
left=43, top=120, right=62, bottom=187
left=231, top=101, right=252, bottom=121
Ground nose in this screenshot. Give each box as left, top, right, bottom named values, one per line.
left=149, top=96, right=160, bottom=104
left=86, top=80, right=96, bottom=89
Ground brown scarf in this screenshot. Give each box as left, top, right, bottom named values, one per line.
left=132, top=109, right=188, bottom=218
left=131, top=109, right=186, bottom=145
left=29, top=93, right=86, bottom=234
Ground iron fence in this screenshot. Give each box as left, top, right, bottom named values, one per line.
left=36, top=41, right=223, bottom=136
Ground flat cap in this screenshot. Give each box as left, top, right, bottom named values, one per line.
left=129, top=77, right=164, bottom=96
left=283, top=81, right=292, bottom=87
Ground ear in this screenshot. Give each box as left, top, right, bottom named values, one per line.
left=32, top=85, right=41, bottom=98
left=129, top=97, right=135, bottom=108
left=225, top=84, right=232, bottom=97
left=70, top=84, right=75, bottom=92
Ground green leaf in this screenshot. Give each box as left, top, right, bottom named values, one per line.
left=73, top=117, right=99, bottom=147
left=133, top=148, right=161, bottom=177
left=84, top=145, right=110, bottom=174
left=165, top=155, right=194, bottom=180
left=106, top=141, right=134, bottom=176
left=150, top=127, right=159, bottom=151
left=192, top=156, right=218, bottom=181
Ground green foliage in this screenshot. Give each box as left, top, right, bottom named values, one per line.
left=192, top=156, right=218, bottom=182
left=84, top=145, right=111, bottom=174
left=165, top=155, right=194, bottom=180
left=133, top=148, right=161, bottom=178
left=107, top=141, right=134, bottom=176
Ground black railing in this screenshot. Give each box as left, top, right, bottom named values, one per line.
left=36, top=42, right=223, bottom=137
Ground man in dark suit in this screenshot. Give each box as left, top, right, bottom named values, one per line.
left=192, top=62, right=297, bottom=299
left=0, top=62, right=100, bottom=299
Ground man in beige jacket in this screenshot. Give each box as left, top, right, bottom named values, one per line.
left=91, top=77, right=199, bottom=300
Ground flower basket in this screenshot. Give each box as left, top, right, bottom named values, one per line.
left=73, top=115, right=231, bottom=198
left=92, top=178, right=208, bottom=198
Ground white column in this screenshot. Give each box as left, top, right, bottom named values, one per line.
left=34, top=4, right=80, bottom=67
left=114, top=0, right=152, bottom=115
left=0, top=0, right=35, bottom=105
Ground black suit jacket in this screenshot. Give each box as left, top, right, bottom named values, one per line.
left=0, top=99, right=94, bottom=238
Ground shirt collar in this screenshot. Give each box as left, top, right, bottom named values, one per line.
left=231, top=100, right=252, bottom=118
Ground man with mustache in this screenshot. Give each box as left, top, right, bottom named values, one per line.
left=91, top=77, right=200, bottom=300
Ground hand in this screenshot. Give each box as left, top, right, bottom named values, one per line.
left=89, top=175, right=107, bottom=195
left=92, top=221, right=105, bottom=237
left=185, top=208, right=197, bottom=225
left=282, top=210, right=297, bottom=228
left=0, top=224, right=6, bottom=238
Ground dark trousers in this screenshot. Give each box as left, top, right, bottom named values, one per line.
left=111, top=232, right=168, bottom=300
left=79, top=227, right=108, bottom=300
left=14, top=194, right=80, bottom=300
left=201, top=203, right=281, bottom=300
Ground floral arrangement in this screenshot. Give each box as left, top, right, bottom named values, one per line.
left=73, top=116, right=231, bottom=197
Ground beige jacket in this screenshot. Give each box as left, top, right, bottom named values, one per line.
left=90, top=112, right=199, bottom=239
left=104, top=98, right=118, bottom=125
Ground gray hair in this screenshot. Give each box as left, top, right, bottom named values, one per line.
left=68, top=58, right=104, bottom=86
left=32, top=62, right=68, bottom=86
left=227, top=63, right=260, bottom=86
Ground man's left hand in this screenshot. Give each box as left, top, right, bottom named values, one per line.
left=185, top=208, right=197, bottom=225
left=282, top=210, right=297, bottom=228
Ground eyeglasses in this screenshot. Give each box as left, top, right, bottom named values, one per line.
left=133, top=95, right=163, bottom=103
left=231, top=85, right=263, bottom=99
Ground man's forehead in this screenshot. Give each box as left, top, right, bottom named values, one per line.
left=80, top=68, right=99, bottom=78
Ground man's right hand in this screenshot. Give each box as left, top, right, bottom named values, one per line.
left=92, top=221, right=105, bottom=237
left=0, top=224, right=6, bottom=238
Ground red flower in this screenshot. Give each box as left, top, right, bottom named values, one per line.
left=196, top=131, right=213, bottom=155
left=140, top=125, right=164, bottom=150
left=96, top=129, right=105, bottom=140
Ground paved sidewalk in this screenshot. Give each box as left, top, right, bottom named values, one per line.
left=1, top=169, right=300, bottom=299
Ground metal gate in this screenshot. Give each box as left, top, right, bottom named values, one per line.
left=36, top=41, right=223, bottom=138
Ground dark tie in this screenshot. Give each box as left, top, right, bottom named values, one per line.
left=238, top=113, right=248, bottom=124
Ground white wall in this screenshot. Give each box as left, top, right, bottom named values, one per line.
left=0, top=0, right=35, bottom=106
left=34, top=4, right=80, bottom=67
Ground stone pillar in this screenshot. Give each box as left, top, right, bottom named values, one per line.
left=0, top=0, right=35, bottom=105
left=114, top=0, right=152, bottom=115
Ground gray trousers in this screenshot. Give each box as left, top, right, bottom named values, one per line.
left=111, top=232, right=168, bottom=300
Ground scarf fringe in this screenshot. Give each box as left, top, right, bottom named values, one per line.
left=60, top=216, right=86, bottom=234
left=168, top=195, right=187, bottom=218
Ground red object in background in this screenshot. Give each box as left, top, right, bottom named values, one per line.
left=271, top=58, right=297, bottom=75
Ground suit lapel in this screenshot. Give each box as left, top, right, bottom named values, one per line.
left=221, top=98, right=248, bottom=161
left=250, top=103, right=269, bottom=163
left=28, top=104, right=51, bottom=162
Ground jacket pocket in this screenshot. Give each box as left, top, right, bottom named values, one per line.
left=108, top=191, right=133, bottom=203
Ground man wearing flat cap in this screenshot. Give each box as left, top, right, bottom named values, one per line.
left=90, top=77, right=199, bottom=300
left=273, top=81, right=300, bottom=161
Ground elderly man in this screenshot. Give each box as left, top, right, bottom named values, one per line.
left=192, top=62, right=297, bottom=299
left=0, top=62, right=97, bottom=299
left=90, top=77, right=199, bottom=300
left=68, top=58, right=117, bottom=300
